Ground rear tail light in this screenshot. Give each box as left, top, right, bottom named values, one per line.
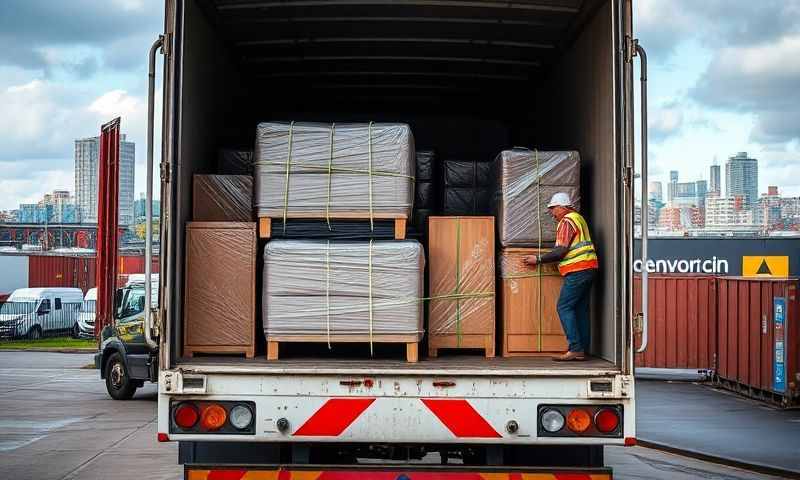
left=566, top=409, right=591, bottom=433
left=200, top=404, right=227, bottom=431
left=594, top=408, right=620, bottom=433
left=173, top=403, right=199, bottom=429
left=538, top=404, right=623, bottom=438
left=170, top=401, right=256, bottom=435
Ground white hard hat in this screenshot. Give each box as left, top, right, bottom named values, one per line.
left=547, top=192, right=573, bottom=208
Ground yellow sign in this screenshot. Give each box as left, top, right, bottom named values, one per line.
left=742, top=256, right=789, bottom=277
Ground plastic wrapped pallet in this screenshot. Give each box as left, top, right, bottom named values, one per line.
left=415, top=181, right=436, bottom=209
left=498, top=247, right=567, bottom=356
left=217, top=148, right=254, bottom=175
left=494, top=149, right=581, bottom=246
left=254, top=122, right=414, bottom=219
left=416, top=149, right=436, bottom=182
left=192, top=175, right=253, bottom=222
left=263, top=240, right=424, bottom=338
left=267, top=220, right=402, bottom=240
left=442, top=160, right=492, bottom=187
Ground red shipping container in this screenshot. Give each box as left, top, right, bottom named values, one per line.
left=633, top=275, right=717, bottom=370
left=716, top=277, right=799, bottom=406
left=28, top=255, right=97, bottom=294
left=118, top=255, right=160, bottom=275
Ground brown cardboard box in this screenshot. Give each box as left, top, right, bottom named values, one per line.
left=498, top=247, right=567, bottom=356
left=427, top=216, right=495, bottom=357
left=184, top=222, right=256, bottom=358
left=192, top=175, right=253, bottom=222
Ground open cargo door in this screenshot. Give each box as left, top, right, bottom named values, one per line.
left=95, top=118, right=121, bottom=337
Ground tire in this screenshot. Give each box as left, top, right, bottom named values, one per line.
left=27, top=326, right=42, bottom=340
left=105, top=352, right=137, bottom=400
left=72, top=324, right=80, bottom=339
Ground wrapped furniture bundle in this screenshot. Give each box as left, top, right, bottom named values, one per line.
left=441, top=159, right=493, bottom=215
left=254, top=122, right=415, bottom=221
left=217, top=148, right=254, bottom=175
left=412, top=149, right=438, bottom=234
left=498, top=247, right=567, bottom=356
left=193, top=175, right=253, bottom=222
left=263, top=239, right=425, bottom=361
left=494, top=149, right=581, bottom=246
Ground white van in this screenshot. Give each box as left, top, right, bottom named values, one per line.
left=76, top=287, right=97, bottom=339
left=0, top=287, right=84, bottom=339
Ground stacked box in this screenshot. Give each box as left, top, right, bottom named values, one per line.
left=184, top=222, right=256, bottom=358
left=494, top=149, right=580, bottom=246
left=498, top=248, right=567, bottom=356
left=413, top=149, right=437, bottom=235
left=254, top=122, right=414, bottom=219
left=428, top=216, right=495, bottom=357
left=193, top=175, right=253, bottom=222
left=441, top=159, right=493, bottom=215
left=263, top=240, right=424, bottom=337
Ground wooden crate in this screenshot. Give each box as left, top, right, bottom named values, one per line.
left=499, top=248, right=567, bottom=356
left=266, top=333, right=422, bottom=363
left=184, top=222, right=256, bottom=358
left=259, top=214, right=406, bottom=240
left=428, top=216, right=495, bottom=357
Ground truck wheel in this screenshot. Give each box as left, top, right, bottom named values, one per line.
left=72, top=324, right=80, bottom=339
left=105, top=353, right=137, bottom=400
left=27, top=326, right=42, bottom=340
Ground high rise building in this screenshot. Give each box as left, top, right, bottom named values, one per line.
left=670, top=171, right=678, bottom=183
left=648, top=181, right=663, bottom=202
left=709, top=162, right=721, bottom=197
left=667, top=171, right=679, bottom=203
left=725, top=152, right=758, bottom=207
left=74, top=134, right=136, bottom=224
left=695, top=180, right=708, bottom=209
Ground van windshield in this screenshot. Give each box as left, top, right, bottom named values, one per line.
left=0, top=300, right=37, bottom=315
left=81, top=300, right=96, bottom=313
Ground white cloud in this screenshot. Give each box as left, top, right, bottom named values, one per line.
left=649, top=103, right=684, bottom=141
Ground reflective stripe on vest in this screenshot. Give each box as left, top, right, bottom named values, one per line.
left=558, top=211, right=597, bottom=274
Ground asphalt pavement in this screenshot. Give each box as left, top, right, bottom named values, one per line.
left=636, top=379, right=800, bottom=476
left=0, top=351, right=790, bottom=480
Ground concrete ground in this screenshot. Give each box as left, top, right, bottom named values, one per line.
left=636, top=379, right=800, bottom=476
left=0, top=351, right=788, bottom=480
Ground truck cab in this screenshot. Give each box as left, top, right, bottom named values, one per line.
left=95, top=276, right=159, bottom=400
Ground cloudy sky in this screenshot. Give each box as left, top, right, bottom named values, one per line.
left=0, top=0, right=798, bottom=211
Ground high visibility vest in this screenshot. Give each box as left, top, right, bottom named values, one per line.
left=558, top=211, right=599, bottom=275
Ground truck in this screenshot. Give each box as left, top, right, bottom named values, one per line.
left=101, top=0, right=652, bottom=477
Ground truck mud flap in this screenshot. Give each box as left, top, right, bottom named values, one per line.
left=185, top=465, right=612, bottom=479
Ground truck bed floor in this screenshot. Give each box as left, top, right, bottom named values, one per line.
left=175, top=355, right=619, bottom=376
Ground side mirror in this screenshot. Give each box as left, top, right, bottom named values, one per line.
left=114, top=289, right=125, bottom=319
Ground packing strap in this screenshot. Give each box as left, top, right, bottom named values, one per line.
left=281, top=121, right=295, bottom=233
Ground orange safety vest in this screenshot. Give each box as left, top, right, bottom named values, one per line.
left=558, top=211, right=599, bottom=275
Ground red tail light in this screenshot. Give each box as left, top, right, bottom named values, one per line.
left=173, top=403, right=199, bottom=429
left=200, top=404, right=228, bottom=431
left=594, top=408, right=620, bottom=433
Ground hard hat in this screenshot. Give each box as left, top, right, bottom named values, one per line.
left=547, top=192, right=573, bottom=208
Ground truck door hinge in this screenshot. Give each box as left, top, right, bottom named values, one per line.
left=623, top=165, right=633, bottom=187
left=160, top=161, right=171, bottom=182
left=625, top=36, right=639, bottom=63
left=159, top=33, right=171, bottom=57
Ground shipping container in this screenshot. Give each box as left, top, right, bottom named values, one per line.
left=633, top=275, right=717, bottom=371
left=118, top=255, right=160, bottom=275
left=27, top=255, right=96, bottom=294
left=715, top=277, right=799, bottom=407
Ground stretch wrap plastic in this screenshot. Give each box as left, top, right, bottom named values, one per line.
left=254, top=122, right=414, bottom=219
left=494, top=149, right=581, bottom=246
left=192, top=175, right=253, bottom=222
left=263, top=240, right=424, bottom=337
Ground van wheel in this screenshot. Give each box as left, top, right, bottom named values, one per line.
left=105, top=353, right=137, bottom=400
left=27, top=326, right=42, bottom=340
left=72, top=324, right=80, bottom=339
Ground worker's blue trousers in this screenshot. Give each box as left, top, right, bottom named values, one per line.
left=556, top=269, right=596, bottom=353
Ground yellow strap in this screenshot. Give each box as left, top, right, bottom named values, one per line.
left=368, top=239, right=374, bottom=355
left=281, top=121, right=295, bottom=233
left=325, top=123, right=335, bottom=231
left=535, top=149, right=543, bottom=352
left=368, top=121, right=374, bottom=231
left=325, top=240, right=331, bottom=349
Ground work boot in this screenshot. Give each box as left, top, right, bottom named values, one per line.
left=552, top=351, right=586, bottom=362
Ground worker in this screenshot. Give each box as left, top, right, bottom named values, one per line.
left=524, top=192, right=598, bottom=361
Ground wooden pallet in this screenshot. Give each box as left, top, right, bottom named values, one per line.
left=266, top=333, right=421, bottom=363
left=185, top=345, right=255, bottom=359
left=259, top=213, right=407, bottom=240
left=428, top=333, right=495, bottom=358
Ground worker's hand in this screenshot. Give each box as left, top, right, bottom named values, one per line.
left=523, top=255, right=538, bottom=266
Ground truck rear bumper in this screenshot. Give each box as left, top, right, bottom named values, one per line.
left=185, top=465, right=612, bottom=479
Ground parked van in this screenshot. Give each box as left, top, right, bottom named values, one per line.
left=0, top=287, right=83, bottom=339
left=76, top=287, right=97, bottom=339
